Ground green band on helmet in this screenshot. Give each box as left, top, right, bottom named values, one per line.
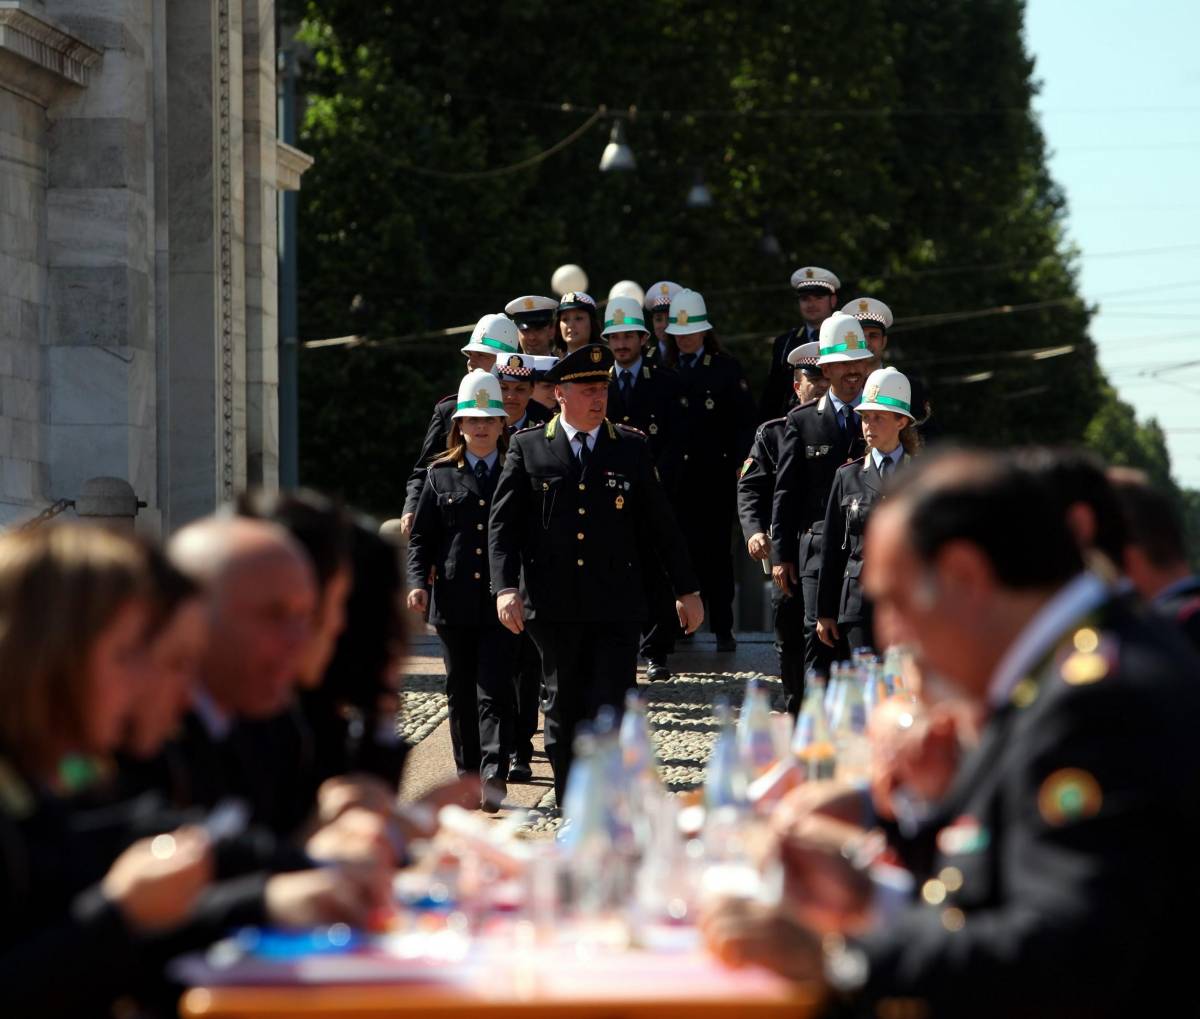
left=456, top=398, right=504, bottom=410
left=604, top=316, right=646, bottom=329
left=670, top=313, right=708, bottom=324
left=868, top=394, right=911, bottom=413
left=481, top=336, right=517, bottom=352
left=823, top=340, right=864, bottom=354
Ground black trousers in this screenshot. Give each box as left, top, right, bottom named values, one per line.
left=772, top=585, right=806, bottom=715
left=513, top=633, right=541, bottom=764
left=679, top=498, right=735, bottom=637
left=526, top=619, right=640, bottom=805
left=801, top=572, right=839, bottom=677
left=436, top=623, right=519, bottom=780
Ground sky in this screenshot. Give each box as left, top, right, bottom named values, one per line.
left=1024, top=0, right=1200, bottom=487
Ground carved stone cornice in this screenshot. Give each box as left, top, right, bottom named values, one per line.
left=276, top=140, right=314, bottom=192
left=0, top=3, right=101, bottom=105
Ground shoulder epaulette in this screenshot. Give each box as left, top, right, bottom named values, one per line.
left=435, top=392, right=456, bottom=407
left=544, top=413, right=560, bottom=439
left=614, top=423, right=647, bottom=438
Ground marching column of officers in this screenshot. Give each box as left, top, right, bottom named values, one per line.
left=402, top=267, right=942, bottom=807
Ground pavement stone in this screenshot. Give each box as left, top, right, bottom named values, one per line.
left=399, top=632, right=781, bottom=838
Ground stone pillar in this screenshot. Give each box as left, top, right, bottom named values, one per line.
left=42, top=0, right=158, bottom=527
left=241, top=0, right=276, bottom=488
left=0, top=2, right=99, bottom=524
left=162, top=0, right=247, bottom=528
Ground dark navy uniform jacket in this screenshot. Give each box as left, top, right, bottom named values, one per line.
left=408, top=457, right=503, bottom=627
left=736, top=416, right=786, bottom=543
left=488, top=415, right=697, bottom=624
left=770, top=394, right=866, bottom=579
left=605, top=360, right=686, bottom=490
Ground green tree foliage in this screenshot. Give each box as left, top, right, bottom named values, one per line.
left=287, top=0, right=1128, bottom=516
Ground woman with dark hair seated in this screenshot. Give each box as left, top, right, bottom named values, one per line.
left=0, top=524, right=213, bottom=1016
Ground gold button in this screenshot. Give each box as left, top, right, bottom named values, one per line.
left=921, top=879, right=946, bottom=905
left=475, top=548, right=482, bottom=555
left=473, top=572, right=481, bottom=579
left=578, top=508, right=586, bottom=515
left=683, top=454, right=689, bottom=461
left=578, top=483, right=586, bottom=491
left=576, top=532, right=585, bottom=540
left=941, top=907, right=966, bottom=932
left=938, top=867, right=963, bottom=892
left=478, top=499, right=485, bottom=507
left=476, top=523, right=484, bottom=531
left=577, top=558, right=584, bottom=566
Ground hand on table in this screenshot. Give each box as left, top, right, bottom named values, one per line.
left=307, top=806, right=395, bottom=868
left=318, top=773, right=397, bottom=826
left=265, top=861, right=391, bottom=929
left=102, top=826, right=213, bottom=933
left=700, top=896, right=825, bottom=986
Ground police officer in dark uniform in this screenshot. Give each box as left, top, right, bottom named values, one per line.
left=489, top=344, right=704, bottom=804
left=407, top=370, right=517, bottom=812
left=492, top=352, right=551, bottom=782
left=505, top=295, right=558, bottom=356
left=642, top=279, right=682, bottom=366
left=400, top=315, right=522, bottom=537
left=737, top=341, right=825, bottom=714
left=666, top=288, right=757, bottom=651
left=603, top=295, right=687, bottom=679
left=816, top=367, right=918, bottom=657
left=759, top=266, right=840, bottom=420
left=771, top=313, right=873, bottom=677
left=704, top=449, right=1200, bottom=1019
left=842, top=295, right=937, bottom=441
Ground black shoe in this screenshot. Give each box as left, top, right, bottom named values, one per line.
left=645, top=659, right=671, bottom=680
left=509, top=759, right=533, bottom=783
left=481, top=777, right=507, bottom=813
left=715, top=633, right=737, bottom=652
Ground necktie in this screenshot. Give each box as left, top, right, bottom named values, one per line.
left=841, top=404, right=856, bottom=433
left=575, top=432, right=590, bottom=470
left=879, top=454, right=893, bottom=480
left=474, top=459, right=490, bottom=486
left=619, top=369, right=633, bottom=408
left=680, top=353, right=695, bottom=370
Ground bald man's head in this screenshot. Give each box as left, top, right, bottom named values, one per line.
left=168, top=515, right=316, bottom=718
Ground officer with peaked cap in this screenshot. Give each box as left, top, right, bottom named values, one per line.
left=527, top=354, right=560, bottom=413
left=556, top=291, right=601, bottom=354
left=407, top=369, right=517, bottom=812
left=760, top=266, right=840, bottom=420
left=489, top=344, right=703, bottom=804
left=667, top=288, right=758, bottom=652
left=816, top=366, right=920, bottom=658
left=738, top=340, right=825, bottom=714
left=644, top=279, right=682, bottom=364
left=603, top=294, right=688, bottom=679
left=843, top=295, right=936, bottom=436
left=493, top=352, right=553, bottom=435
left=400, top=315, right=521, bottom=536
left=771, top=313, right=873, bottom=677
left=506, top=295, right=559, bottom=356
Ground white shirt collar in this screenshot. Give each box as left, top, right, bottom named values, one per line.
left=987, top=572, right=1110, bottom=709
left=192, top=684, right=234, bottom=741
left=558, top=418, right=602, bottom=447
left=616, top=356, right=643, bottom=380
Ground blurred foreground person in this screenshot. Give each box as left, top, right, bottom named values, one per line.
left=704, top=449, right=1200, bottom=1019
left=0, top=525, right=212, bottom=1015
left=1109, top=466, right=1200, bottom=650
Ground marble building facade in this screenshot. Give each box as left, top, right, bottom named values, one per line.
left=0, top=0, right=310, bottom=531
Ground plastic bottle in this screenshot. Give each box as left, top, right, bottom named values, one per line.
left=736, top=676, right=777, bottom=778
left=790, top=678, right=836, bottom=781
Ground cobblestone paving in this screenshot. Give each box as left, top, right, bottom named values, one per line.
left=406, top=668, right=787, bottom=838
left=398, top=673, right=450, bottom=744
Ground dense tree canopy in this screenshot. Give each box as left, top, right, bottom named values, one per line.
left=285, top=0, right=1184, bottom=540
